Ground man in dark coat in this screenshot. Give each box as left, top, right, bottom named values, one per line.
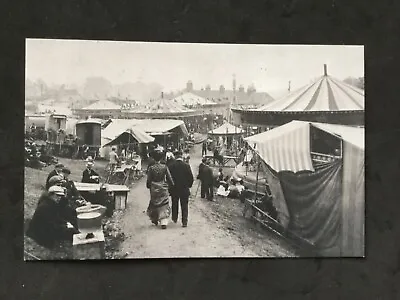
left=202, top=141, right=207, bottom=156
left=81, top=161, right=100, bottom=183
left=168, top=151, right=194, bottom=227
left=45, top=163, right=64, bottom=189
left=26, top=186, right=79, bottom=249
left=61, top=167, right=87, bottom=207
left=197, top=157, right=208, bottom=198
left=202, top=161, right=214, bottom=201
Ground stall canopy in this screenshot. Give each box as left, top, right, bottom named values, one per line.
left=103, top=127, right=154, bottom=147
left=245, top=121, right=314, bottom=173
left=244, top=120, right=364, bottom=257
left=208, top=122, right=244, bottom=136
left=102, top=118, right=188, bottom=144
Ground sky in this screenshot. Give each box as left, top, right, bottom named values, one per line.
left=26, top=39, right=364, bottom=93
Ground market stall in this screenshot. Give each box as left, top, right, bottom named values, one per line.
left=240, top=120, right=364, bottom=257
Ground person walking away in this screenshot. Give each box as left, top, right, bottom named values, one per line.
left=81, top=161, right=100, bottom=183
left=202, top=161, right=214, bottom=201
left=168, top=151, right=194, bottom=227
left=197, top=157, right=208, bottom=198
left=45, top=163, right=64, bottom=190
left=146, top=150, right=174, bottom=229
left=109, top=146, right=120, bottom=174
left=26, top=185, right=79, bottom=249
left=202, top=141, right=207, bottom=156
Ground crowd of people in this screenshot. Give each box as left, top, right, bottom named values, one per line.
left=26, top=134, right=277, bottom=251
left=26, top=157, right=106, bottom=249
left=27, top=162, right=91, bottom=249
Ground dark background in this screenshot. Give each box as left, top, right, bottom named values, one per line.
left=1, top=0, right=399, bottom=299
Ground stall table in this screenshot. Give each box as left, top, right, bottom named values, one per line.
left=204, top=154, right=239, bottom=167
left=75, top=182, right=130, bottom=210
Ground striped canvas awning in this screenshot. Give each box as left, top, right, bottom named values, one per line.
left=244, top=121, right=314, bottom=172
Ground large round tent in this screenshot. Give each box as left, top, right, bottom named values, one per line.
left=231, top=65, right=364, bottom=127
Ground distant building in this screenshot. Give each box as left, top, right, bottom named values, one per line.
left=183, top=80, right=274, bottom=107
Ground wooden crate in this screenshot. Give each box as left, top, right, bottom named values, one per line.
left=73, top=229, right=105, bottom=260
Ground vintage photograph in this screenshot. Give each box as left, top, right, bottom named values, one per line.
left=24, top=39, right=364, bottom=260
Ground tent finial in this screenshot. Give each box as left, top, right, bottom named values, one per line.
left=324, top=64, right=327, bottom=76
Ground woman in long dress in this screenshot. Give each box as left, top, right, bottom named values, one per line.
left=146, top=150, right=174, bottom=229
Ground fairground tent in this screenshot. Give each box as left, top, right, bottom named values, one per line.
left=131, top=97, right=199, bottom=118
left=103, top=128, right=154, bottom=147
left=172, top=92, right=217, bottom=107
left=208, top=122, right=244, bottom=136
left=102, top=118, right=188, bottom=146
left=244, top=120, right=364, bottom=257
left=232, top=65, right=364, bottom=126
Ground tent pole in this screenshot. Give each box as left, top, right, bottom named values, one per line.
left=254, top=151, right=260, bottom=201
left=128, top=129, right=131, bottom=160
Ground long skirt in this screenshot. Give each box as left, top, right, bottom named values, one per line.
left=146, top=181, right=171, bottom=224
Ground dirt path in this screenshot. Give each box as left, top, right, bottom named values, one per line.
left=119, top=144, right=296, bottom=258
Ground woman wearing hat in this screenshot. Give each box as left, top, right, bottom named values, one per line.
left=26, top=186, right=79, bottom=249
left=146, top=149, right=174, bottom=229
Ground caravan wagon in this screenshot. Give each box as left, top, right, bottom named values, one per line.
left=75, top=119, right=102, bottom=159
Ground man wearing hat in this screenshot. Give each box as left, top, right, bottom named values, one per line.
left=201, top=160, right=215, bottom=201
left=26, top=185, right=79, bottom=249
left=82, top=161, right=100, bottom=184
left=61, top=168, right=87, bottom=206
left=45, top=163, right=64, bottom=189
left=48, top=175, right=65, bottom=189
left=168, top=150, right=194, bottom=227
left=197, top=157, right=208, bottom=199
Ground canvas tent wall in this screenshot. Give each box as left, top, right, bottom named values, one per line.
left=244, top=120, right=364, bottom=257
